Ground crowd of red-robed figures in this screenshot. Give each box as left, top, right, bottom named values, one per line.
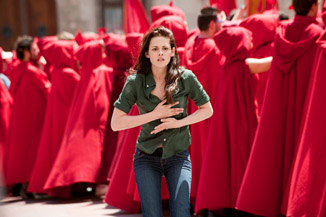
left=1, top=1, right=326, bottom=216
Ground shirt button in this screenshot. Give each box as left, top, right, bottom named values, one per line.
left=146, top=85, right=149, bottom=88
left=163, top=138, right=166, bottom=142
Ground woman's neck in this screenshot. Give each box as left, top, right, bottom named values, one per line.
left=152, top=65, right=167, bottom=80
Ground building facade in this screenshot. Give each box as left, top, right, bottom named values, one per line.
left=0, top=0, right=296, bottom=50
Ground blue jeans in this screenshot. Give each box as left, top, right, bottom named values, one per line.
left=133, top=148, right=192, bottom=217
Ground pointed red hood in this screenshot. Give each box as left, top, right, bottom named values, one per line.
left=274, top=16, right=322, bottom=74
left=42, top=40, right=76, bottom=68
left=240, top=13, right=278, bottom=51
left=184, top=33, right=219, bottom=72
left=214, top=27, right=252, bottom=66
left=75, top=40, right=102, bottom=75
left=150, top=15, right=188, bottom=48
left=126, top=33, right=143, bottom=63
left=150, top=5, right=185, bottom=22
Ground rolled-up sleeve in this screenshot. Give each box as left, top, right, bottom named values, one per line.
left=114, top=75, right=137, bottom=114
left=186, top=71, right=210, bottom=106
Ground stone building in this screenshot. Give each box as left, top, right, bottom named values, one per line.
left=0, top=0, right=296, bottom=50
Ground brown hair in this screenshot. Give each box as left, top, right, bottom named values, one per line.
left=134, top=26, right=182, bottom=104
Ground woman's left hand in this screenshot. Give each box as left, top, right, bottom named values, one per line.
left=151, top=118, right=179, bottom=134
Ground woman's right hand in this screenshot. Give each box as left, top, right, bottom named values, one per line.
left=152, top=99, right=184, bottom=119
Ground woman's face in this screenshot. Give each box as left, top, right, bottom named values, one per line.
left=145, top=36, right=175, bottom=70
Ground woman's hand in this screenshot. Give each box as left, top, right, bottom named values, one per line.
left=151, top=118, right=179, bottom=134
left=152, top=99, right=184, bottom=119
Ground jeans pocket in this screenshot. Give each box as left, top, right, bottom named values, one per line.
left=175, top=150, right=189, bottom=158
left=133, top=150, right=145, bottom=160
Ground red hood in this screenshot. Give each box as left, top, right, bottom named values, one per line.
left=184, top=33, right=219, bottom=72
left=42, top=40, right=76, bottom=68
left=126, top=33, right=143, bottom=63
left=240, top=13, right=278, bottom=51
left=150, top=5, right=185, bottom=22
left=150, top=15, right=188, bottom=48
left=274, top=16, right=322, bottom=74
left=75, top=40, right=102, bottom=74
left=214, top=27, right=252, bottom=66
left=106, top=43, right=133, bottom=71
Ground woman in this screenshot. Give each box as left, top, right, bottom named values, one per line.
left=111, top=26, right=213, bottom=217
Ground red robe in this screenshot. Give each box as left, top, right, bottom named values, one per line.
left=44, top=41, right=113, bottom=197
left=195, top=27, right=257, bottom=212
left=104, top=106, right=141, bottom=213
left=27, top=40, right=80, bottom=194
left=240, top=13, right=278, bottom=117
left=0, top=78, right=12, bottom=177
left=4, top=61, right=50, bottom=185
left=236, top=15, right=323, bottom=217
left=101, top=43, right=132, bottom=183
left=280, top=31, right=326, bottom=217
left=184, top=32, right=222, bottom=202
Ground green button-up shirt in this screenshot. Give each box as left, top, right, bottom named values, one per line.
left=114, top=69, right=210, bottom=159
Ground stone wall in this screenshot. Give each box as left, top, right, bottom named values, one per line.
left=55, top=0, right=102, bottom=34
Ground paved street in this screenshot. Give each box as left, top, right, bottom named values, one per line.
left=0, top=196, right=143, bottom=217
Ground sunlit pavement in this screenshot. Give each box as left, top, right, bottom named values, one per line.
left=0, top=196, right=143, bottom=217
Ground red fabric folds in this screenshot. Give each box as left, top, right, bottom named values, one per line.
left=44, top=40, right=113, bottom=197
left=4, top=61, right=50, bottom=185
left=184, top=32, right=222, bottom=202
left=27, top=40, right=80, bottom=194
left=240, top=13, right=278, bottom=117
left=102, top=42, right=132, bottom=183
left=104, top=106, right=141, bottom=213
left=195, top=27, right=257, bottom=212
left=0, top=78, right=12, bottom=177
left=123, top=0, right=150, bottom=34
left=236, top=15, right=323, bottom=217
left=280, top=31, right=326, bottom=217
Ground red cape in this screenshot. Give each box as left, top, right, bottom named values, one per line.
left=236, top=15, right=323, bottom=217
left=280, top=31, right=326, bottom=217
left=4, top=61, right=50, bottom=185
left=195, top=27, right=257, bottom=212
left=27, top=40, right=80, bottom=194
left=0, top=79, right=12, bottom=178
left=183, top=33, right=223, bottom=202
left=44, top=41, right=113, bottom=197
left=104, top=106, right=141, bottom=213
left=102, top=42, right=132, bottom=183
left=240, top=13, right=278, bottom=117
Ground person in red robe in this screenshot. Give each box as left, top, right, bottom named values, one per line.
left=4, top=36, right=50, bottom=198
left=239, top=13, right=279, bottom=118
left=100, top=41, right=132, bottom=186
left=27, top=39, right=80, bottom=196
left=44, top=40, right=113, bottom=198
left=235, top=1, right=323, bottom=216
left=0, top=48, right=13, bottom=183
left=195, top=26, right=269, bottom=215
left=280, top=29, right=326, bottom=217
left=183, top=6, right=223, bottom=203
left=103, top=34, right=143, bottom=212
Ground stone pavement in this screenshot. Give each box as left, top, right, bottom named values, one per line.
left=0, top=196, right=143, bottom=217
